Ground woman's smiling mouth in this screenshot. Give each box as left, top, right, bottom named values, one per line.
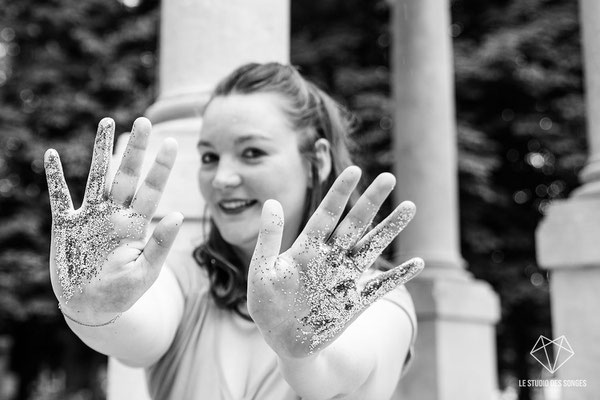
left=218, top=199, right=258, bottom=215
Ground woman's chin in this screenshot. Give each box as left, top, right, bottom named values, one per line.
left=218, top=228, right=259, bottom=254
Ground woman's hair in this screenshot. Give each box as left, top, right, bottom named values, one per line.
left=193, top=62, right=366, bottom=317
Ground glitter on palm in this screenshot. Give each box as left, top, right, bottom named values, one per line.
left=297, top=255, right=424, bottom=350
left=293, top=203, right=424, bottom=351
left=248, top=171, right=425, bottom=356
left=45, top=119, right=145, bottom=300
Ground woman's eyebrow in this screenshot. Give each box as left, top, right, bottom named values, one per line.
left=235, top=133, right=271, bottom=144
left=197, top=140, right=213, bottom=148
left=197, top=133, right=272, bottom=148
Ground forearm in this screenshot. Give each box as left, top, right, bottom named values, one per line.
left=277, top=340, right=375, bottom=400
left=62, top=267, right=184, bottom=367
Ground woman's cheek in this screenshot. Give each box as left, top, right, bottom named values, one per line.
left=197, top=170, right=212, bottom=198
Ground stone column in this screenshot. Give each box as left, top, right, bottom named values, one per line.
left=535, top=0, right=600, bottom=398
left=0, top=336, right=16, bottom=400
left=107, top=1, right=290, bottom=399
left=390, top=1, right=500, bottom=399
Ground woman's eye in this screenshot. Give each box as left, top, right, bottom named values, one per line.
left=200, top=152, right=218, bottom=164
left=242, top=148, right=266, bottom=159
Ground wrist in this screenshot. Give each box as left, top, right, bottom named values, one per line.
left=58, top=303, right=122, bottom=327
left=277, top=347, right=322, bottom=367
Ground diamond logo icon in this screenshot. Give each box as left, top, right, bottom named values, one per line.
left=530, top=335, right=574, bottom=374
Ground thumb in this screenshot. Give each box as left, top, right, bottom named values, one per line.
left=139, top=212, right=184, bottom=281
left=250, top=199, right=284, bottom=272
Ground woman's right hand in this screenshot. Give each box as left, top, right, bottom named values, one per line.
left=45, top=117, right=183, bottom=326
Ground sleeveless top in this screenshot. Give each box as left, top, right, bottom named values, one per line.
left=146, top=261, right=417, bottom=400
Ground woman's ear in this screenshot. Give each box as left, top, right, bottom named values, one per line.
left=313, top=138, right=332, bottom=183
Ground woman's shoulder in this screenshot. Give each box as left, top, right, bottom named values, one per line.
left=360, top=265, right=418, bottom=374
left=166, top=258, right=210, bottom=298
left=360, top=266, right=417, bottom=324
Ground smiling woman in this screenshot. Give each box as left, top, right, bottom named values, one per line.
left=193, top=64, right=359, bottom=319
left=45, top=62, right=423, bottom=400
left=197, top=93, right=311, bottom=265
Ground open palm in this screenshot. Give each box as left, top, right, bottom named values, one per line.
left=45, top=117, right=182, bottom=323
left=248, top=167, right=423, bottom=358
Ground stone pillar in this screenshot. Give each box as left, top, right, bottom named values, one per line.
left=107, top=1, right=290, bottom=399
left=535, top=0, right=600, bottom=398
left=0, top=336, right=16, bottom=400
left=390, top=1, right=500, bottom=399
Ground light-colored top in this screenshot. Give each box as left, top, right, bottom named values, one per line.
left=147, top=261, right=417, bottom=400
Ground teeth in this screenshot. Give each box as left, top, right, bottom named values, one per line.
left=220, top=200, right=254, bottom=210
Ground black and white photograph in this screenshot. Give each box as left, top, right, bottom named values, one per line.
left=0, top=1, right=596, bottom=399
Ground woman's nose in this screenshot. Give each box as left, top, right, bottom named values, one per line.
left=212, top=159, right=242, bottom=190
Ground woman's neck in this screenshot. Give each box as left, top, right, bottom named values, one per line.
left=232, top=243, right=254, bottom=269
left=231, top=233, right=294, bottom=273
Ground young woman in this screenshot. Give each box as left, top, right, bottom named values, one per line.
left=44, top=62, right=424, bottom=399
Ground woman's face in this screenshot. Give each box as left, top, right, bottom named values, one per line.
left=197, top=92, right=310, bottom=262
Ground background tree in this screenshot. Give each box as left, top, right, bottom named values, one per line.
left=0, top=0, right=586, bottom=399
left=0, top=0, right=159, bottom=398
left=452, top=1, right=585, bottom=397
left=292, top=2, right=585, bottom=399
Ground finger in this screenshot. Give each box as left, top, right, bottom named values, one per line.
left=84, top=118, right=115, bottom=203
left=44, top=149, right=74, bottom=214
left=351, top=201, right=416, bottom=271
left=139, top=212, right=184, bottom=280
left=329, top=172, right=395, bottom=249
left=131, top=138, right=178, bottom=218
left=110, top=117, right=152, bottom=205
left=360, top=257, right=424, bottom=306
left=301, top=166, right=362, bottom=240
left=251, top=199, right=284, bottom=268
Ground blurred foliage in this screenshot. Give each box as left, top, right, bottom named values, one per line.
left=452, top=0, right=585, bottom=395
left=0, top=0, right=587, bottom=399
left=0, top=0, right=159, bottom=398
left=293, top=2, right=585, bottom=398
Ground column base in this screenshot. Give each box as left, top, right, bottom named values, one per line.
left=394, top=276, right=500, bottom=400
left=536, top=196, right=600, bottom=268
left=536, top=196, right=600, bottom=399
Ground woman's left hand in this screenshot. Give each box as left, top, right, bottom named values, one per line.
left=247, top=166, right=423, bottom=358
